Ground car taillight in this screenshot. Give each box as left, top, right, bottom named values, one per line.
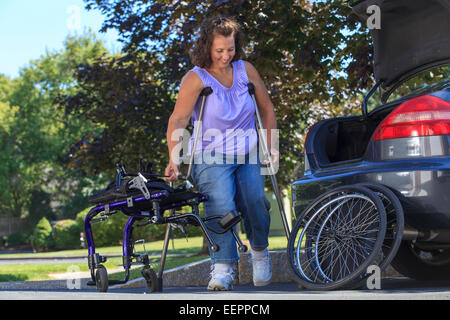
left=372, top=95, right=450, bottom=141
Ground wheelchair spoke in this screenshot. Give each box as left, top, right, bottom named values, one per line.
left=288, top=186, right=387, bottom=290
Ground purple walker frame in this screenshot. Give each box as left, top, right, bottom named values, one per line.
left=84, top=186, right=246, bottom=292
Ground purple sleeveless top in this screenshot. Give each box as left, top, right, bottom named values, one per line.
left=188, top=60, right=257, bottom=156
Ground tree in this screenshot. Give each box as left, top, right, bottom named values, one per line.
left=0, top=31, right=111, bottom=222
left=57, top=52, right=175, bottom=178
left=60, top=0, right=373, bottom=189
left=0, top=75, right=31, bottom=218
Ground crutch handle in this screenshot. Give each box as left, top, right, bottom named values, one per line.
left=247, top=82, right=255, bottom=95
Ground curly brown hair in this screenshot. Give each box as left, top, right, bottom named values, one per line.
left=190, top=15, right=245, bottom=68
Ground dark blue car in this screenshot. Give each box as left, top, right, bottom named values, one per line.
left=288, top=0, right=450, bottom=289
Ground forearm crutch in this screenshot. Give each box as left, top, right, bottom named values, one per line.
left=184, top=86, right=213, bottom=189
left=247, top=82, right=291, bottom=239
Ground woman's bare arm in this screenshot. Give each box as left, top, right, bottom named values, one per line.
left=165, top=71, right=204, bottom=180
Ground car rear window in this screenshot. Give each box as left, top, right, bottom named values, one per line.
left=386, top=66, right=449, bottom=103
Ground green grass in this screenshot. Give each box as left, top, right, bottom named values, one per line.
left=0, top=236, right=288, bottom=282
left=0, top=237, right=206, bottom=259
left=0, top=255, right=208, bottom=282
left=0, top=262, right=93, bottom=282
left=0, top=235, right=288, bottom=259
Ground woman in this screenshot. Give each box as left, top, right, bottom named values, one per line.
left=165, top=15, right=278, bottom=291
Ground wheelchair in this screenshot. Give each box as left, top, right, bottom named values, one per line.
left=287, top=183, right=404, bottom=290
left=84, top=158, right=247, bottom=293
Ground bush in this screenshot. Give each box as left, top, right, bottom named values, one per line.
left=26, top=189, right=55, bottom=231
left=30, top=217, right=54, bottom=252
left=6, top=231, right=31, bottom=247
left=75, top=207, right=92, bottom=228
left=0, top=236, right=7, bottom=247
left=53, top=219, right=81, bottom=250
left=75, top=207, right=128, bottom=247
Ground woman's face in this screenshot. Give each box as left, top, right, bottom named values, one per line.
left=209, top=34, right=236, bottom=68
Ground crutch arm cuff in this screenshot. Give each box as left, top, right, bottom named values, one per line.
left=200, top=86, right=213, bottom=96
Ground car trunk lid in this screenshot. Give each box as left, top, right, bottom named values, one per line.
left=351, top=0, right=450, bottom=101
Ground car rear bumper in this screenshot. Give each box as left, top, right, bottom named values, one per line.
left=292, top=156, right=450, bottom=230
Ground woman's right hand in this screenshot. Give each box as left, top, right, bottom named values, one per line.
left=165, top=160, right=180, bottom=182
left=165, top=71, right=203, bottom=183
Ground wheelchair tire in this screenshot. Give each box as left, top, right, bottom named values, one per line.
left=348, top=183, right=404, bottom=289
left=142, top=266, right=159, bottom=292
left=288, top=185, right=386, bottom=290
left=95, top=265, right=108, bottom=293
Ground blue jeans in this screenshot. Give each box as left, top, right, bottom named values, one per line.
left=191, top=154, right=271, bottom=264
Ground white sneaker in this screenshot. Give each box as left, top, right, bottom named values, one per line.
left=207, top=263, right=235, bottom=291
left=252, top=249, right=272, bottom=286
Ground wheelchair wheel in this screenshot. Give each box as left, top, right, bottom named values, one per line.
left=348, top=183, right=404, bottom=289
left=142, top=266, right=159, bottom=292
left=95, top=265, right=108, bottom=293
left=288, top=185, right=386, bottom=290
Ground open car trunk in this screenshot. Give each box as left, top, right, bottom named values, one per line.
left=306, top=102, right=401, bottom=167
left=305, top=1, right=450, bottom=168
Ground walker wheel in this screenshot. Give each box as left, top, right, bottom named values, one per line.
left=95, top=265, right=108, bottom=293
left=141, top=266, right=158, bottom=292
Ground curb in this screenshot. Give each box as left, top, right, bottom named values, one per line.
left=112, top=250, right=403, bottom=289
left=0, top=250, right=403, bottom=291
left=112, top=250, right=297, bottom=289
left=0, top=251, right=296, bottom=290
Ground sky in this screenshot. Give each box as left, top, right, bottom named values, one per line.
left=0, top=0, right=123, bottom=79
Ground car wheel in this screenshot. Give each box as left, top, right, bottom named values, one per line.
left=391, top=241, right=450, bottom=281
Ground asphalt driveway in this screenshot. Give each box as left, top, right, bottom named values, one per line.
left=2, top=278, right=450, bottom=300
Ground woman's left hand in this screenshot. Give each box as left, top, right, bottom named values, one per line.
left=264, top=148, right=279, bottom=165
